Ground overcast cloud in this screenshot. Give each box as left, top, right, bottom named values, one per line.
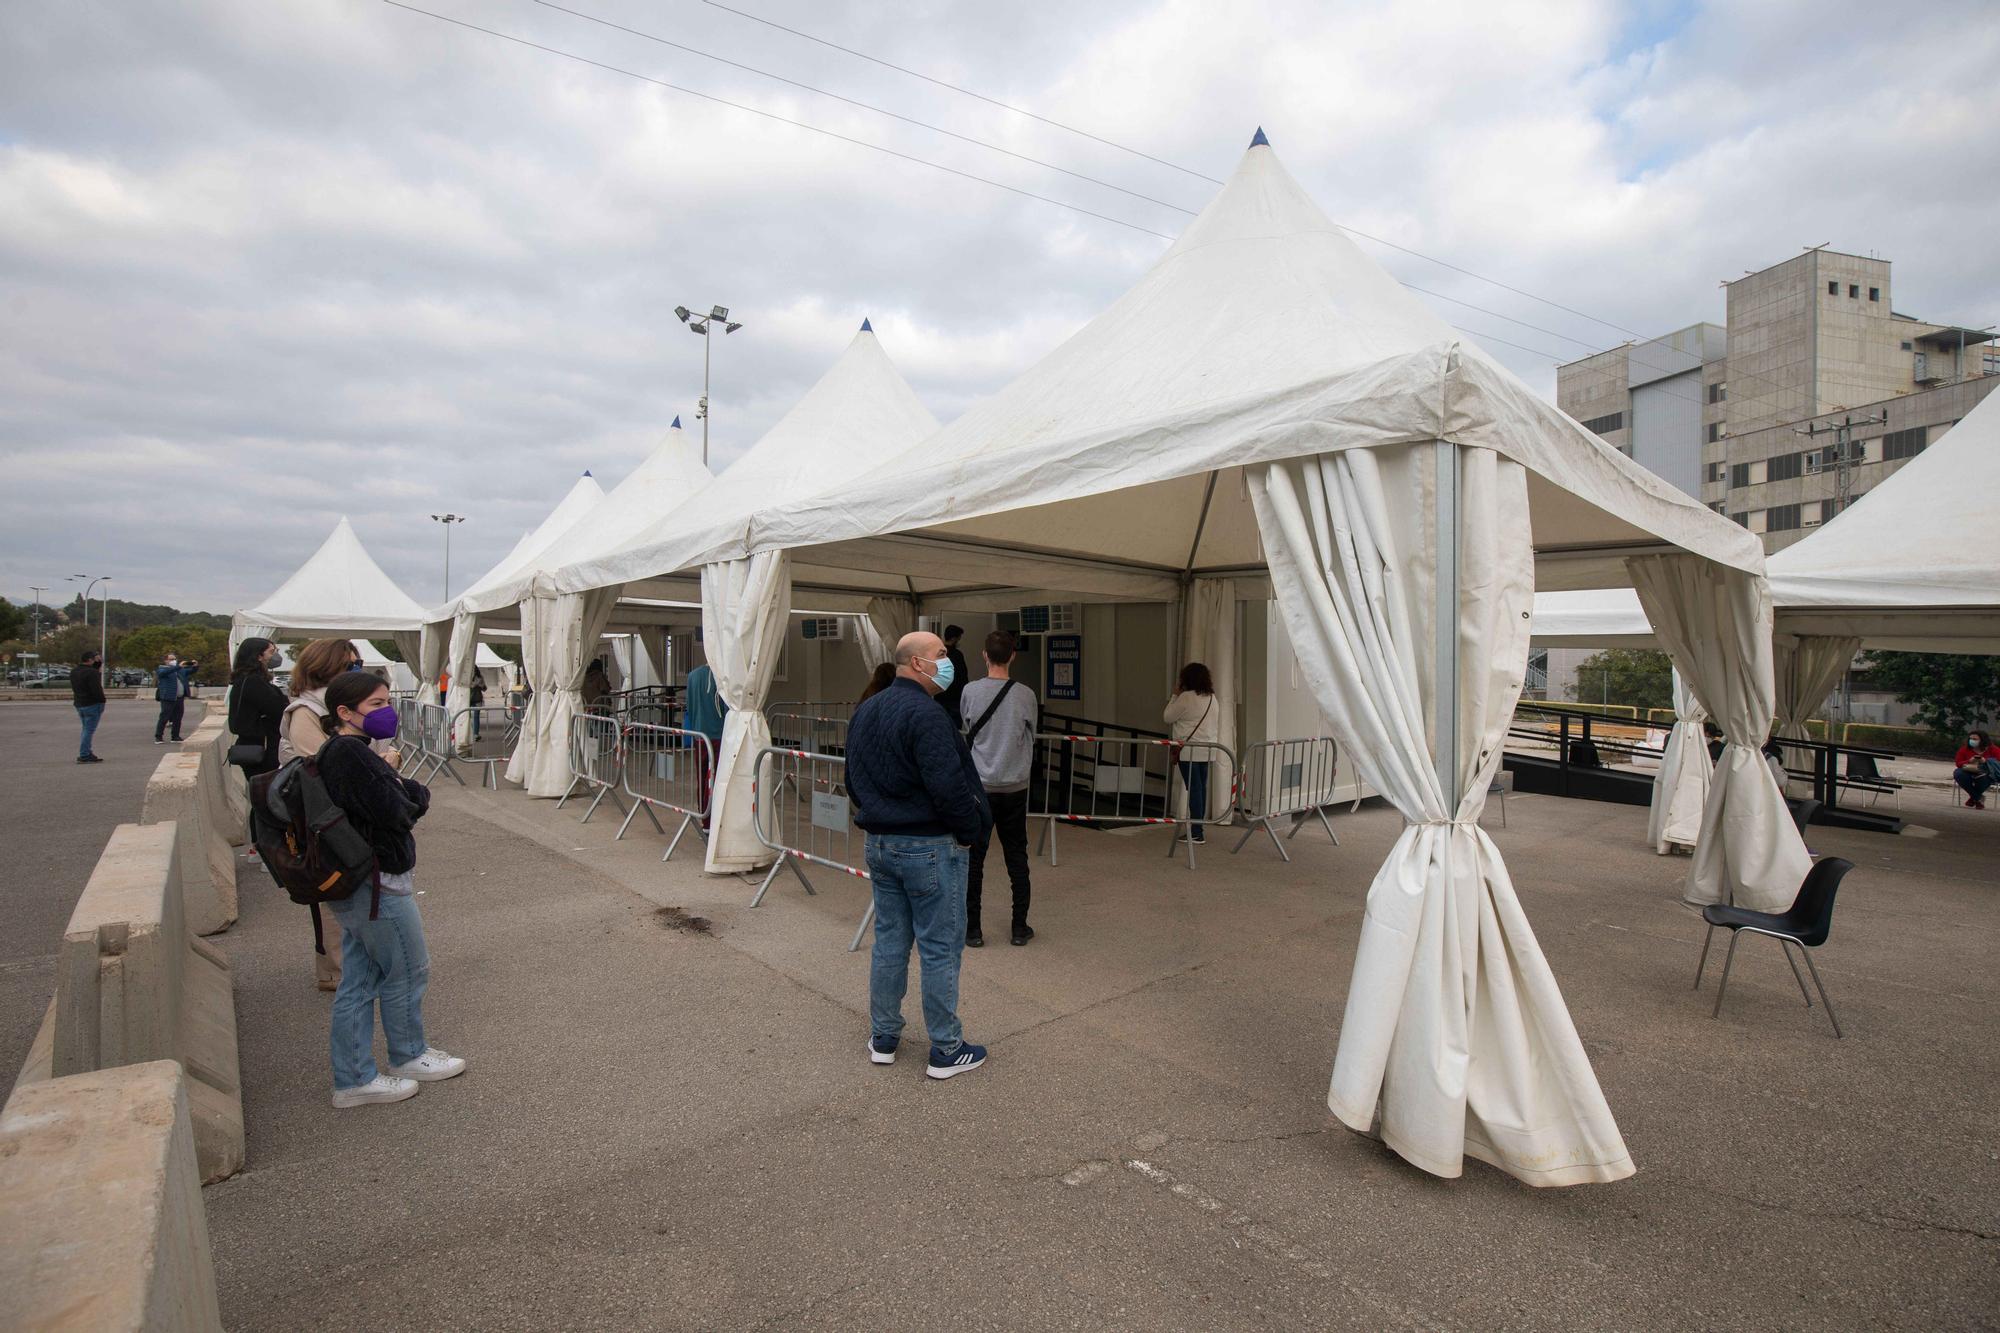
left=3, top=0, right=1996, bottom=614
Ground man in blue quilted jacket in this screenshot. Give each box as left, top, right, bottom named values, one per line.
left=846, top=630, right=992, bottom=1080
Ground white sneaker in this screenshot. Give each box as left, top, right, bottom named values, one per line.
left=332, top=1074, right=418, bottom=1108
left=389, top=1047, right=467, bottom=1082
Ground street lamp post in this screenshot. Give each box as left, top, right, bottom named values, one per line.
left=430, top=514, right=467, bottom=602
left=69, top=573, right=91, bottom=627
left=27, top=586, right=46, bottom=645
left=673, top=303, right=744, bottom=466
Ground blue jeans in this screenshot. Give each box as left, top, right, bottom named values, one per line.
left=327, top=889, right=430, bottom=1089
left=155, top=697, right=185, bottom=741
left=866, top=834, right=968, bottom=1053
left=75, top=703, right=104, bottom=757
left=1178, top=759, right=1210, bottom=822
left=1956, top=765, right=1996, bottom=801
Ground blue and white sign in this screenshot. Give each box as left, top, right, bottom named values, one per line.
left=1046, top=633, right=1082, bottom=702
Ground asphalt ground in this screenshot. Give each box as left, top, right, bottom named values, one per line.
left=5, top=722, right=1996, bottom=1329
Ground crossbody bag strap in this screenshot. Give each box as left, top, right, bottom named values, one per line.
left=964, top=679, right=1017, bottom=744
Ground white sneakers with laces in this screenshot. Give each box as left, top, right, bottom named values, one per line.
left=331, top=1074, right=418, bottom=1109
left=389, top=1047, right=468, bottom=1081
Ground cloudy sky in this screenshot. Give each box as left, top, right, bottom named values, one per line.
left=4, top=0, right=1996, bottom=614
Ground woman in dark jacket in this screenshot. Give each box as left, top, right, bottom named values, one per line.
left=316, top=671, right=466, bottom=1109
left=227, top=638, right=290, bottom=776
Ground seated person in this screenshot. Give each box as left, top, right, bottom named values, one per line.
left=1952, top=729, right=2000, bottom=809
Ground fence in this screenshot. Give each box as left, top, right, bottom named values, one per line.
left=617, top=722, right=715, bottom=862
left=558, top=711, right=628, bottom=823
left=451, top=705, right=521, bottom=789
left=767, top=705, right=851, bottom=755
left=1031, top=734, right=1237, bottom=869
left=1232, top=737, right=1342, bottom=861
left=404, top=702, right=464, bottom=787
left=748, top=746, right=875, bottom=951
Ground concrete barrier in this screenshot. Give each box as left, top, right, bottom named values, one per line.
left=181, top=712, right=250, bottom=848
left=14, top=822, right=244, bottom=1184
left=0, top=1061, right=223, bottom=1332
left=141, top=750, right=238, bottom=935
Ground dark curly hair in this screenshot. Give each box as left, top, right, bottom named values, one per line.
left=1177, top=662, right=1214, bottom=695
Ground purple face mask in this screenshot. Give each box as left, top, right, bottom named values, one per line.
left=359, top=704, right=399, bottom=741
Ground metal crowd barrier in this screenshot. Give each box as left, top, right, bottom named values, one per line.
left=558, top=710, right=628, bottom=823
left=1232, top=737, right=1342, bottom=861
left=407, top=702, right=464, bottom=787
left=449, top=705, right=520, bottom=790
left=767, top=707, right=849, bottom=755
left=617, top=722, right=715, bottom=862
left=748, top=746, right=874, bottom=952
left=1032, top=734, right=1237, bottom=869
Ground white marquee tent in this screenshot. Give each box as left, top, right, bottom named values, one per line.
left=232, top=517, right=429, bottom=665
left=543, top=134, right=1782, bottom=1186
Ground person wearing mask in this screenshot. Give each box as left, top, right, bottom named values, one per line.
left=226, top=637, right=289, bottom=777
left=468, top=672, right=486, bottom=741
left=858, top=661, right=896, bottom=704
left=847, top=631, right=991, bottom=1079
left=959, top=631, right=1038, bottom=947
left=935, top=625, right=969, bottom=721
left=1164, top=662, right=1222, bottom=843
left=683, top=659, right=727, bottom=824
left=1953, top=729, right=2000, bottom=809
left=70, top=648, right=107, bottom=764
left=315, top=671, right=465, bottom=1108
left=153, top=651, right=197, bottom=744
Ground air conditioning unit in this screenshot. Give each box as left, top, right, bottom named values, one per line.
left=799, top=617, right=846, bottom=641
left=1801, top=517, right=1823, bottom=527
left=1018, top=603, right=1081, bottom=634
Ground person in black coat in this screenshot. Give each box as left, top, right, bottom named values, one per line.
left=226, top=638, right=290, bottom=777
left=70, top=649, right=108, bottom=763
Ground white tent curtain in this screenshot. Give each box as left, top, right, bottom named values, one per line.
left=1648, top=669, right=1711, bottom=856
left=1250, top=442, right=1633, bottom=1187
left=230, top=618, right=276, bottom=659
left=1185, top=577, right=1238, bottom=825
left=443, top=612, right=479, bottom=744
left=703, top=553, right=793, bottom=873
left=853, top=595, right=915, bottom=670
left=391, top=630, right=424, bottom=682
left=507, top=588, right=622, bottom=797
left=1773, top=634, right=1861, bottom=744
left=505, top=596, right=552, bottom=789
left=1628, top=555, right=1810, bottom=912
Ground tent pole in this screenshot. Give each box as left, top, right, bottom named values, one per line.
left=1434, top=442, right=1460, bottom=803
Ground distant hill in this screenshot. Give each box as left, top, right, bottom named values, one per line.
left=4, top=595, right=229, bottom=633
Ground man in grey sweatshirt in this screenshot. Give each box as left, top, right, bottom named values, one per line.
left=959, top=630, right=1039, bottom=947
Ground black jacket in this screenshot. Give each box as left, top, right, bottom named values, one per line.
left=228, top=672, right=289, bottom=771
left=70, top=663, right=105, bottom=707
left=846, top=676, right=990, bottom=844
left=936, top=644, right=969, bottom=720
left=317, top=734, right=430, bottom=874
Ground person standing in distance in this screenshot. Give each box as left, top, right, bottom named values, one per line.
left=153, top=651, right=197, bottom=744
left=935, top=625, right=969, bottom=721
left=683, top=658, right=727, bottom=827
left=847, top=630, right=992, bottom=1079
left=959, top=630, right=1038, bottom=947
left=70, top=648, right=107, bottom=763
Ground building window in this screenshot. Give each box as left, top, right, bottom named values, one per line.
left=1706, top=423, right=1720, bottom=443
left=1705, top=460, right=1725, bottom=483
left=1848, top=284, right=1859, bottom=298
left=1901, top=340, right=1913, bottom=351
left=1732, top=511, right=1750, bottom=528
left=1868, top=287, right=1879, bottom=302
left=1766, top=452, right=1802, bottom=482
left=1710, top=501, right=1727, bottom=515
left=1882, top=426, right=1928, bottom=460
left=1820, top=499, right=1842, bottom=522
left=1708, top=382, right=1727, bottom=403
left=1579, top=411, right=1623, bottom=435
left=1766, top=504, right=1802, bottom=532
left=1827, top=281, right=1839, bottom=295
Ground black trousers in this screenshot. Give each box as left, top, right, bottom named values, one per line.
left=155, top=697, right=186, bottom=740
left=968, top=787, right=1032, bottom=929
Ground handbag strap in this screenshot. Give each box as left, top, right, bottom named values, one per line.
left=965, top=679, right=1017, bottom=744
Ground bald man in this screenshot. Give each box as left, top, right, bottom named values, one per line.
left=845, top=630, right=993, bottom=1079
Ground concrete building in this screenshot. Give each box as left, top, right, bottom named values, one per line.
left=1558, top=247, right=1998, bottom=553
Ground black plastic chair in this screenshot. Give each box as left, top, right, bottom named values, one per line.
left=1692, top=856, right=1851, bottom=1036
left=1788, top=798, right=1822, bottom=835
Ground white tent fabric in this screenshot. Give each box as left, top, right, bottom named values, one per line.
left=350, top=638, right=418, bottom=692
left=1255, top=444, right=1632, bottom=1185
left=701, top=553, right=792, bottom=873
left=1529, top=587, right=1655, bottom=649
left=1774, top=634, right=1862, bottom=744
left=232, top=517, right=429, bottom=656
left=1629, top=556, right=1810, bottom=911
left=1648, top=670, right=1710, bottom=855
left=854, top=595, right=916, bottom=671
left=507, top=588, right=622, bottom=797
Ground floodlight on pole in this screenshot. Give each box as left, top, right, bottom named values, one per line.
left=674, top=300, right=744, bottom=466
left=27, top=586, right=46, bottom=646
left=430, top=513, right=467, bottom=601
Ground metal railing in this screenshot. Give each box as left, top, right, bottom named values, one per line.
left=406, top=702, right=465, bottom=787
left=558, top=710, right=628, bottom=823
left=767, top=706, right=850, bottom=755
left=617, top=722, right=715, bottom=862
left=449, top=705, right=520, bottom=790
left=1232, top=737, right=1342, bottom=860
left=1031, top=734, right=1237, bottom=869
left=748, top=745, right=874, bottom=951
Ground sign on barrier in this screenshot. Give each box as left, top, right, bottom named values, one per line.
left=618, top=722, right=714, bottom=862
left=749, top=746, right=875, bottom=951
left=1233, top=737, right=1342, bottom=861
left=558, top=710, right=627, bottom=823
left=1032, top=734, right=1236, bottom=869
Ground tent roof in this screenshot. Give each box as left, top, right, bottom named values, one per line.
left=555, top=324, right=939, bottom=598
left=461, top=423, right=711, bottom=612
left=237, top=517, right=428, bottom=635
left=563, top=139, right=1762, bottom=606
left=436, top=470, right=605, bottom=619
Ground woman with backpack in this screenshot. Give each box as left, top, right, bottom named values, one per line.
left=317, top=670, right=467, bottom=1108
left=227, top=637, right=289, bottom=777
left=281, top=639, right=375, bottom=991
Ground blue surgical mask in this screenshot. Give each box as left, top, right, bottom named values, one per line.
left=926, top=654, right=955, bottom=693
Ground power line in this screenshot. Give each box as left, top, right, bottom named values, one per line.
left=532, top=1, right=1196, bottom=216
left=696, top=0, right=1223, bottom=185
left=377, top=2, right=1175, bottom=240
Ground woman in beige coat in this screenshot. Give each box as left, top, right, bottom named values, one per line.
left=1164, top=662, right=1223, bottom=842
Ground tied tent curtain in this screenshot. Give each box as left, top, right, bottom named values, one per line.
left=507, top=588, right=622, bottom=797
left=394, top=630, right=426, bottom=686
left=505, top=596, right=552, bottom=788
left=1773, top=634, right=1861, bottom=744
left=1628, top=555, right=1810, bottom=911
left=703, top=552, right=793, bottom=873
left=853, top=595, right=916, bottom=671
left=230, top=618, right=276, bottom=659
left=443, top=612, right=480, bottom=745
left=1648, top=669, right=1712, bottom=855
left=1250, top=442, right=1633, bottom=1187
left=1184, top=577, right=1238, bottom=825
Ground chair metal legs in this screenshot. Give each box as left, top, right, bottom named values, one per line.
left=1800, top=947, right=1843, bottom=1037
left=1779, top=939, right=1813, bottom=1009
left=1702, top=925, right=1843, bottom=1037
left=1711, top=932, right=1742, bottom=1019
left=1692, top=923, right=1716, bottom=989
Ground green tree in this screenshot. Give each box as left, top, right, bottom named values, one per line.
left=0, top=599, right=23, bottom=642
left=27, top=623, right=125, bottom=665
left=1858, top=651, right=2000, bottom=744
left=1568, top=648, right=1675, bottom=714
left=369, top=639, right=404, bottom=663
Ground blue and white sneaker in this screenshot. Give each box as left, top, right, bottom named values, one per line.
left=926, top=1041, right=987, bottom=1080
left=868, top=1034, right=899, bottom=1065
